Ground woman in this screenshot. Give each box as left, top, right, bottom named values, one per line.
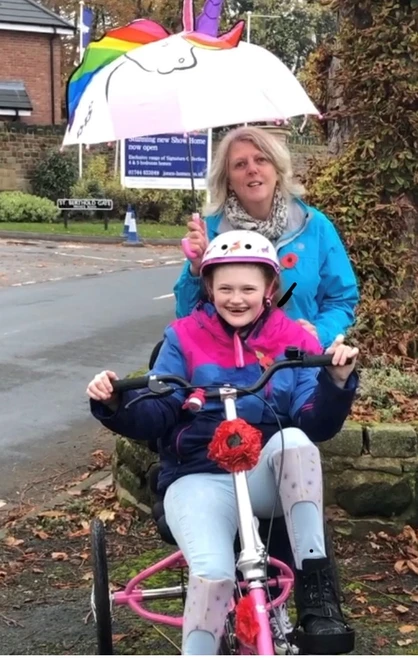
left=173, top=126, right=358, bottom=650
left=174, top=125, right=359, bottom=348
left=88, top=231, right=357, bottom=656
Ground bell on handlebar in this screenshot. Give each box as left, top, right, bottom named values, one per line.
left=148, top=377, right=174, bottom=396
left=284, top=346, right=305, bottom=360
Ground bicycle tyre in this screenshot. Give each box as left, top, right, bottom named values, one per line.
left=91, top=518, right=114, bottom=655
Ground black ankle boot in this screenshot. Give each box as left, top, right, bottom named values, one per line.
left=292, top=557, right=355, bottom=655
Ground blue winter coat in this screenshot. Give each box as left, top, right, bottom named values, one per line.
left=173, top=199, right=359, bottom=348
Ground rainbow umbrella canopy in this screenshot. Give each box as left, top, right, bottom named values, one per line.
left=64, top=0, right=319, bottom=146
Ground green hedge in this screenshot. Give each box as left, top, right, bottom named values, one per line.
left=0, top=191, right=59, bottom=223
left=69, top=155, right=205, bottom=224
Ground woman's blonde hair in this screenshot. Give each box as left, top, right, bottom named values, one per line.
left=204, top=126, right=305, bottom=216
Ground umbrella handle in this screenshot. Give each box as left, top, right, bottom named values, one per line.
left=181, top=237, right=199, bottom=260
left=181, top=212, right=204, bottom=260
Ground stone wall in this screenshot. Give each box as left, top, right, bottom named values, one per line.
left=0, top=123, right=66, bottom=192
left=0, top=122, right=327, bottom=193
left=112, top=422, right=418, bottom=535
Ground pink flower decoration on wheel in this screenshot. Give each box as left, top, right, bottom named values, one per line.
left=280, top=252, right=298, bottom=269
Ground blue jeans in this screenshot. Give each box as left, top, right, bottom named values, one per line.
left=164, top=428, right=326, bottom=582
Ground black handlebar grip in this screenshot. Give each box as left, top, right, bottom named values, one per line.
left=112, top=376, right=149, bottom=393
left=303, top=354, right=353, bottom=368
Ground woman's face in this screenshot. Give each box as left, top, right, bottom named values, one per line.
left=211, top=264, right=267, bottom=328
left=227, top=141, right=278, bottom=218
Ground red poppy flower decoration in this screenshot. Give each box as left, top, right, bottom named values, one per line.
left=280, top=252, right=298, bottom=269
left=207, top=419, right=262, bottom=472
left=235, top=594, right=260, bottom=647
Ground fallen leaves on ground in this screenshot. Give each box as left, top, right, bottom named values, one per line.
left=4, top=537, right=24, bottom=547
left=395, top=605, right=409, bottom=615
left=399, top=624, right=417, bottom=634
left=51, top=552, right=69, bottom=561
left=397, top=638, right=414, bottom=647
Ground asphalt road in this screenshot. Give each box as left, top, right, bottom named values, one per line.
left=0, top=265, right=181, bottom=502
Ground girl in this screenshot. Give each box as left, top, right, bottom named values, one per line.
left=87, top=230, right=358, bottom=656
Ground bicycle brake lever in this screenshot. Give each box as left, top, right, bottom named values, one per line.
left=148, top=378, right=174, bottom=395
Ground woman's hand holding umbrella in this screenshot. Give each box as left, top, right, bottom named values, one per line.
left=182, top=213, right=209, bottom=275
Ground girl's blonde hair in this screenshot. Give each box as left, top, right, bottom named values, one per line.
left=204, top=126, right=305, bottom=216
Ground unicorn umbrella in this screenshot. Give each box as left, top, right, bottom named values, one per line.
left=63, top=0, right=319, bottom=146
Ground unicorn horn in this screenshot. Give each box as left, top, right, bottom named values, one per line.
left=196, top=0, right=225, bottom=37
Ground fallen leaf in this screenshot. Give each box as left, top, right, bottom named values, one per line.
left=406, top=560, right=418, bottom=575
left=403, top=526, right=418, bottom=545
left=395, top=560, right=408, bottom=575
left=410, top=594, right=418, bottom=603
left=51, top=552, right=68, bottom=561
left=368, top=605, right=379, bottom=615
left=68, top=528, right=91, bottom=538
left=4, top=537, right=24, bottom=547
left=32, top=567, right=44, bottom=574
left=112, top=633, right=128, bottom=643
left=357, top=573, right=386, bottom=582
left=98, top=509, right=116, bottom=523
left=77, top=552, right=89, bottom=561
left=81, top=571, right=93, bottom=581
left=37, top=510, right=68, bottom=519
left=399, top=624, right=417, bottom=634
left=70, top=526, right=92, bottom=538
left=395, top=604, right=409, bottom=614
left=0, top=499, right=7, bottom=508
left=116, top=525, right=127, bottom=536
left=355, top=596, right=368, bottom=604
left=375, top=636, right=389, bottom=648
left=34, top=530, right=49, bottom=540
left=53, top=582, right=78, bottom=589
left=377, top=531, right=393, bottom=541
left=397, top=639, right=413, bottom=647
left=79, top=472, right=91, bottom=481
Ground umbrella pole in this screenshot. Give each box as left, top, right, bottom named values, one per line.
left=186, top=134, right=198, bottom=213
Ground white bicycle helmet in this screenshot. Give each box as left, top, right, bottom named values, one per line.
left=200, top=230, right=280, bottom=274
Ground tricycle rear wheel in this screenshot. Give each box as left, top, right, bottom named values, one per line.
left=91, top=518, right=114, bottom=655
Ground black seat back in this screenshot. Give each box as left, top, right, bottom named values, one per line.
left=148, top=463, right=177, bottom=545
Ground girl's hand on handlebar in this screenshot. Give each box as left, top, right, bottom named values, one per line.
left=325, top=335, right=359, bottom=387
left=87, top=370, right=119, bottom=404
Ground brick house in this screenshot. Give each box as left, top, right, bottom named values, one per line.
left=0, top=0, right=75, bottom=125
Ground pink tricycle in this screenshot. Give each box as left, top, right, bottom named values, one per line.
left=89, top=347, right=345, bottom=655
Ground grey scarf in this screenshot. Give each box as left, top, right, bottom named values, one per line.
left=224, top=188, right=287, bottom=242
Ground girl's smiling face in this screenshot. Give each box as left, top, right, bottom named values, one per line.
left=211, top=264, right=268, bottom=327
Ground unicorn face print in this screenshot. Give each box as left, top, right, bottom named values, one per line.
left=123, top=35, right=198, bottom=76
left=104, top=35, right=199, bottom=102
left=76, top=101, right=94, bottom=138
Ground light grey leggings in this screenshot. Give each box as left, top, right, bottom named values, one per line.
left=164, top=428, right=326, bottom=655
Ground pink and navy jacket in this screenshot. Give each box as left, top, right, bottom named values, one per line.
left=91, top=303, right=358, bottom=493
